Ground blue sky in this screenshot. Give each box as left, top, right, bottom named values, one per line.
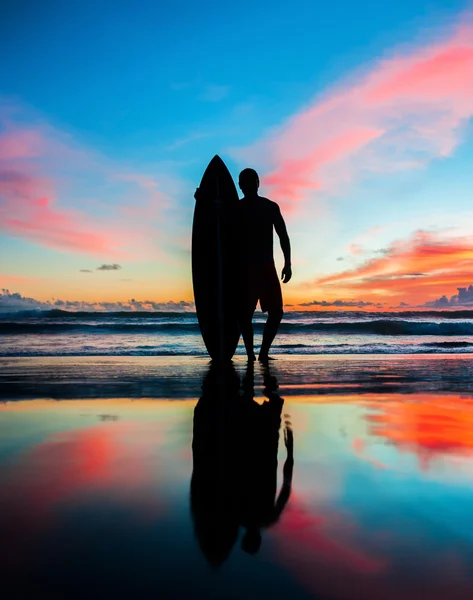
left=1, top=0, right=473, bottom=310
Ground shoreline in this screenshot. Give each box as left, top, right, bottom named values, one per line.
left=2, top=352, right=473, bottom=363
left=2, top=353, right=473, bottom=401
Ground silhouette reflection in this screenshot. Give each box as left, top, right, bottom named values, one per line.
left=239, top=362, right=293, bottom=554
left=190, top=362, right=293, bottom=566
left=190, top=362, right=241, bottom=567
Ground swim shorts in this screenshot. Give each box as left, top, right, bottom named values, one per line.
left=240, top=262, right=283, bottom=315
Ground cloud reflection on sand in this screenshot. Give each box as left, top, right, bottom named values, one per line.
left=273, top=493, right=473, bottom=600
left=364, top=393, right=473, bottom=471
left=0, top=410, right=190, bottom=570
left=270, top=392, right=473, bottom=600
left=3, top=379, right=473, bottom=599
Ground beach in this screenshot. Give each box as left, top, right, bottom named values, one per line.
left=3, top=353, right=473, bottom=399
left=4, top=0, right=473, bottom=596
left=3, top=354, right=473, bottom=599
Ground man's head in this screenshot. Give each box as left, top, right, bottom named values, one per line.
left=238, top=168, right=259, bottom=197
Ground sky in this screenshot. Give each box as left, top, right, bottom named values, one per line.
left=1, top=0, right=473, bottom=311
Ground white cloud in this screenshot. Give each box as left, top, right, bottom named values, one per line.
left=0, top=289, right=195, bottom=313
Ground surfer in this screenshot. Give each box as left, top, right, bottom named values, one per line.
left=237, top=168, right=292, bottom=362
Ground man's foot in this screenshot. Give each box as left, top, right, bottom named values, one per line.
left=247, top=353, right=256, bottom=361
left=258, top=353, right=276, bottom=363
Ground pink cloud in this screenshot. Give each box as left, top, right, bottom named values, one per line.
left=0, top=106, right=175, bottom=258
left=0, top=127, right=45, bottom=160
left=0, top=167, right=127, bottom=255
left=263, top=127, right=383, bottom=205
left=239, top=16, right=473, bottom=210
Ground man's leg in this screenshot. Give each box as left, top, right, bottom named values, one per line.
left=258, top=263, right=284, bottom=362
left=258, top=309, right=283, bottom=362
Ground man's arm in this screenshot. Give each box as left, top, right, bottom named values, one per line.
left=274, top=206, right=292, bottom=283
left=265, top=424, right=294, bottom=527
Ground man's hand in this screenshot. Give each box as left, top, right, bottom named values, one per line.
left=194, top=187, right=202, bottom=201
left=281, top=264, right=292, bottom=283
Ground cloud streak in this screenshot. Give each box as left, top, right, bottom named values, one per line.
left=0, top=169, right=124, bottom=255
left=299, top=299, right=383, bottom=308
left=240, top=16, right=473, bottom=210
left=304, top=230, right=473, bottom=305
left=0, top=103, right=174, bottom=258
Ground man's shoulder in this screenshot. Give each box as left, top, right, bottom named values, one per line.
left=258, top=196, right=281, bottom=212
left=237, top=196, right=282, bottom=216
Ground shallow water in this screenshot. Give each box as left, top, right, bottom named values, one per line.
left=2, top=357, right=473, bottom=599
left=3, top=310, right=473, bottom=356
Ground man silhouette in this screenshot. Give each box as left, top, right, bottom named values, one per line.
left=237, top=168, right=292, bottom=362
left=238, top=362, right=294, bottom=554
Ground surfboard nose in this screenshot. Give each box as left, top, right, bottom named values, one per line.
left=210, top=154, right=225, bottom=166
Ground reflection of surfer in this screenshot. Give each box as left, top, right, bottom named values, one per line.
left=237, top=169, right=292, bottom=362
left=190, top=363, right=294, bottom=564
left=238, top=362, right=294, bottom=553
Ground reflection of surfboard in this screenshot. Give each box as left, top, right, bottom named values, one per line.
left=192, top=155, right=240, bottom=361
left=190, top=363, right=241, bottom=565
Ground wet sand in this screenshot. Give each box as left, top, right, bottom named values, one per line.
left=2, top=353, right=473, bottom=400
left=2, top=355, right=473, bottom=599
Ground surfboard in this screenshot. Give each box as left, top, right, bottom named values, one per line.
left=192, top=155, right=240, bottom=361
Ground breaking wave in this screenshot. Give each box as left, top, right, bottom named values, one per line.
left=2, top=319, right=473, bottom=336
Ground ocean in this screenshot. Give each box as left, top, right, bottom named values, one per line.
left=2, top=308, right=473, bottom=356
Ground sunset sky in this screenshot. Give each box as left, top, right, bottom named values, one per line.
left=1, top=0, right=473, bottom=311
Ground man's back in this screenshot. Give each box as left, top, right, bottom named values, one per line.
left=238, top=196, right=284, bottom=266
left=236, top=167, right=291, bottom=362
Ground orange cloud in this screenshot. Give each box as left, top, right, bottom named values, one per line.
left=241, top=16, right=473, bottom=210
left=304, top=230, right=473, bottom=305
